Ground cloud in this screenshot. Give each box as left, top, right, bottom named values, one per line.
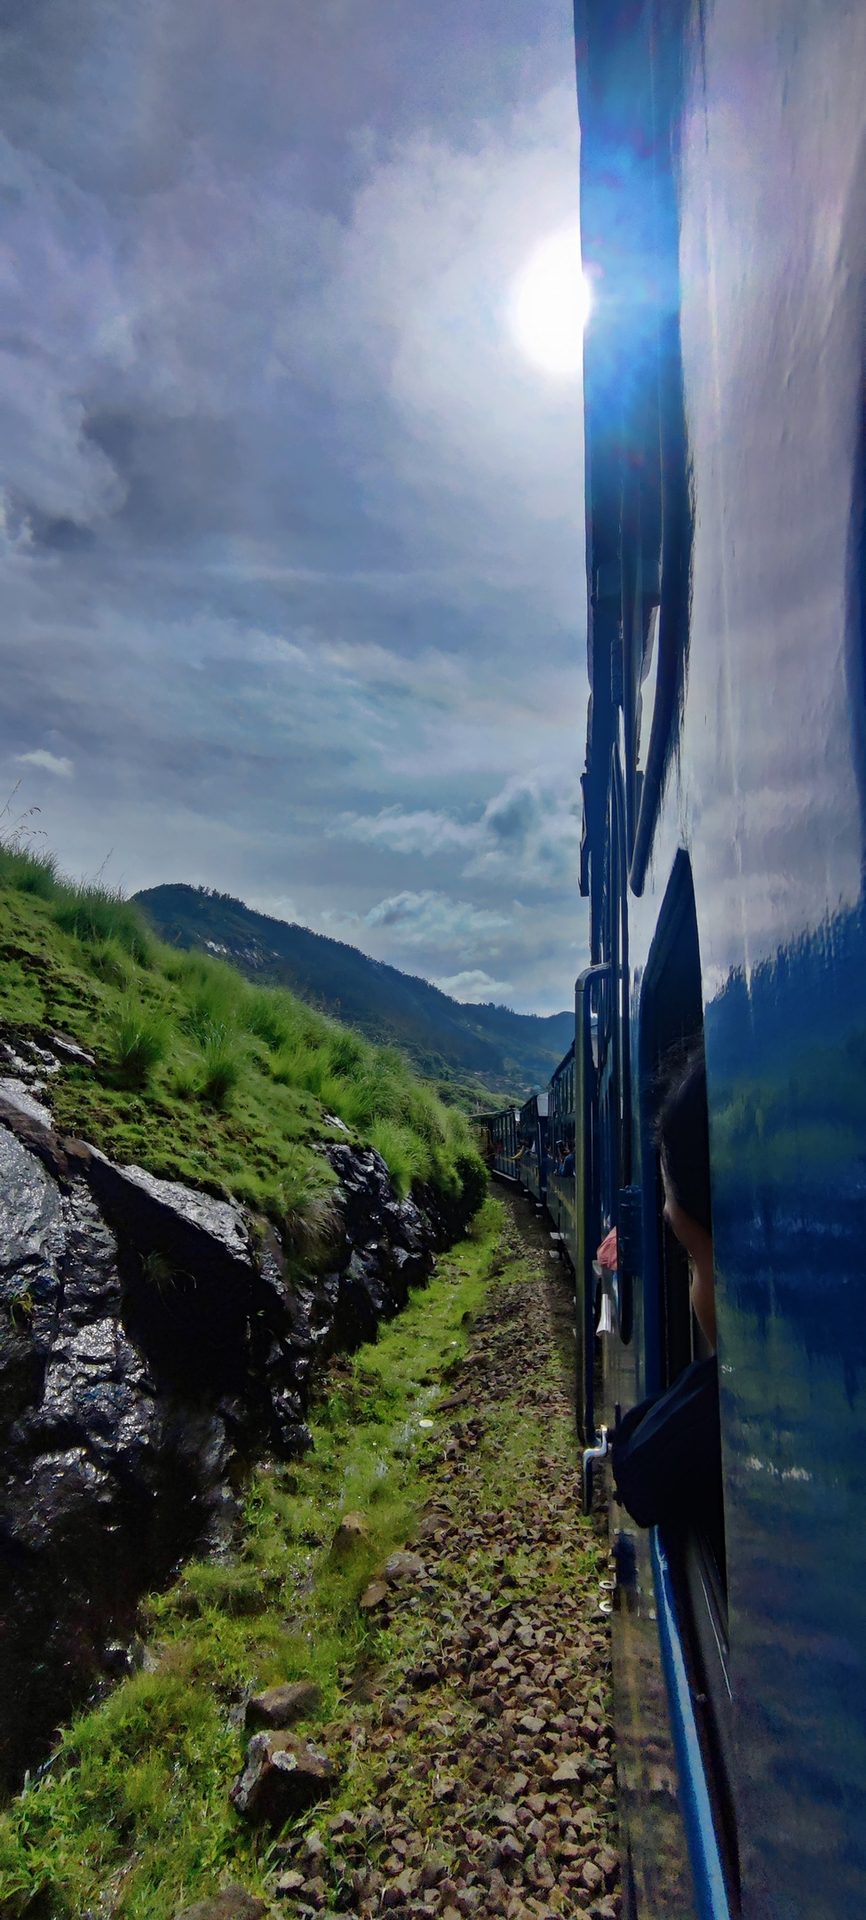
left=329, top=806, right=476, bottom=856
left=433, top=968, right=514, bottom=1003
left=0, top=3, right=588, bottom=1015
left=483, top=780, right=540, bottom=845
left=331, top=774, right=581, bottom=891
left=15, top=749, right=74, bottom=779
left=363, top=889, right=511, bottom=952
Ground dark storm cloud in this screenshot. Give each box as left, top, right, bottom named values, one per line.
left=0, top=0, right=586, bottom=1012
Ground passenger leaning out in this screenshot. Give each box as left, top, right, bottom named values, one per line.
left=599, top=1043, right=722, bottom=1531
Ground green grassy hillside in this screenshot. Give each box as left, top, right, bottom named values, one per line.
left=136, top=883, right=572, bottom=1099
left=0, top=845, right=484, bottom=1243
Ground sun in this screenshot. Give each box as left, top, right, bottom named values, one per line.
left=511, top=226, right=591, bottom=378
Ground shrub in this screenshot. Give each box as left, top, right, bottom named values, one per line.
left=454, top=1150, right=488, bottom=1217
left=197, top=1023, right=243, bottom=1109
left=112, top=1002, right=170, bottom=1087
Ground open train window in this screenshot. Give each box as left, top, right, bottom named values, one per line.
left=639, top=853, right=739, bottom=1904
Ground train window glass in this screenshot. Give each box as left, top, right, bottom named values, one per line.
left=639, top=853, right=739, bottom=1903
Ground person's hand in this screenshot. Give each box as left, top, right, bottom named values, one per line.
left=596, top=1226, right=618, bottom=1271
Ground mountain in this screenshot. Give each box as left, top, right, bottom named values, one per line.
left=135, top=884, right=573, bottom=1101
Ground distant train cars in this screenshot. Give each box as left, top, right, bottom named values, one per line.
left=475, top=1046, right=575, bottom=1255
left=474, top=1105, right=520, bottom=1184
left=516, top=1091, right=548, bottom=1204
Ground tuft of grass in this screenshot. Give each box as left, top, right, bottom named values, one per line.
left=197, top=1022, right=244, bottom=1110
left=243, top=987, right=294, bottom=1053
left=0, top=842, right=60, bottom=900
left=327, top=1029, right=366, bottom=1078
left=86, top=936, right=133, bottom=989
left=172, top=950, right=244, bottom=1044
left=112, top=1000, right=171, bottom=1088
left=53, top=885, right=154, bottom=966
left=367, top=1118, right=429, bottom=1196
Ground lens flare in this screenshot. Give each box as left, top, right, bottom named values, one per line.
left=511, top=226, right=590, bottom=378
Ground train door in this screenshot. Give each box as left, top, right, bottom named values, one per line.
left=635, top=854, right=738, bottom=1912
left=578, top=752, right=633, bottom=1457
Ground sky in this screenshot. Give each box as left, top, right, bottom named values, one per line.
left=0, top=0, right=588, bottom=1015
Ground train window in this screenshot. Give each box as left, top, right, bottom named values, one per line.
left=639, top=853, right=739, bottom=1904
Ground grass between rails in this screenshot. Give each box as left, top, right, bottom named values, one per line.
left=0, top=1199, right=505, bottom=1920
left=0, top=844, right=484, bottom=1242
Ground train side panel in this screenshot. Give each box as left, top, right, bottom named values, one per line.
left=578, top=1, right=866, bottom=1915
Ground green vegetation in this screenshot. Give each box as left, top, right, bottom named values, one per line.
left=0, top=842, right=484, bottom=1243
left=136, top=882, right=573, bottom=1103
left=0, top=1200, right=504, bottom=1919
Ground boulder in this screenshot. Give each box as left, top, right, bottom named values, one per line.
left=383, top=1550, right=426, bottom=1585
left=359, top=1579, right=389, bottom=1612
left=245, top=1680, right=322, bottom=1730
left=330, top=1511, right=369, bottom=1558
left=175, top=1889, right=268, bottom=1920
left=230, top=1730, right=336, bottom=1825
left=87, top=1153, right=252, bottom=1269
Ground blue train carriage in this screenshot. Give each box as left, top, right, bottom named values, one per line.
left=546, top=1043, right=577, bottom=1268
left=575, top=2, right=866, bottom=1916
left=516, top=1091, right=549, bottom=1205
left=475, top=1105, right=522, bottom=1185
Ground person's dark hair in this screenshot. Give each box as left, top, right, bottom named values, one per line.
left=652, top=1039, right=712, bottom=1233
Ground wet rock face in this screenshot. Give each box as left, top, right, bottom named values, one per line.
left=0, top=1036, right=471, bottom=1793
left=323, top=1145, right=434, bottom=1348
left=0, top=1139, right=233, bottom=1792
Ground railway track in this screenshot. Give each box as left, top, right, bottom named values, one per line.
left=268, top=1193, right=620, bottom=1919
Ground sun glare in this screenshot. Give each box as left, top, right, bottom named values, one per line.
left=511, top=226, right=590, bottom=378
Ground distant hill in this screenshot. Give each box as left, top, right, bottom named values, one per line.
left=135, top=884, right=573, bottom=1101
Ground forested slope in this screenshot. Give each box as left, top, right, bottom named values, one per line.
left=137, top=883, right=572, bottom=1098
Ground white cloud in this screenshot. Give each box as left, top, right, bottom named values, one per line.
left=331, top=774, right=582, bottom=891
left=433, top=968, right=514, bottom=1003
left=329, top=806, right=477, bottom=856
left=15, top=749, right=74, bottom=779
left=0, top=136, right=130, bottom=529
left=364, top=889, right=511, bottom=952
left=0, top=16, right=588, bottom=1017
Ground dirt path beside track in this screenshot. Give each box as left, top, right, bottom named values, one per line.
left=271, top=1194, right=620, bottom=1920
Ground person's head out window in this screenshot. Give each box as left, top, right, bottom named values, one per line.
left=654, top=1042, right=716, bottom=1350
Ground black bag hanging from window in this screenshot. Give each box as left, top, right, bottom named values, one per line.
left=611, top=1356, right=721, bottom=1530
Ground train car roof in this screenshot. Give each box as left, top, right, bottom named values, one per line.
left=550, top=1039, right=575, bottom=1082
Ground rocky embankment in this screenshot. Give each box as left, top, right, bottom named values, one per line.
left=0, top=1031, right=469, bottom=1794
